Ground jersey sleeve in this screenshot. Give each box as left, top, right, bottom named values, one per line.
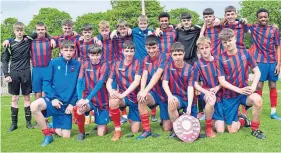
left=159, top=54, right=169, bottom=69
left=188, top=66, right=195, bottom=86
left=192, top=63, right=200, bottom=83
left=135, top=60, right=142, bottom=76
left=216, top=57, right=225, bottom=77
left=1, top=47, right=11, bottom=77
left=109, top=62, right=117, bottom=80
left=43, top=60, right=56, bottom=101
left=274, top=28, right=280, bottom=46
left=162, top=64, right=170, bottom=81
left=77, top=62, right=86, bottom=99
left=247, top=51, right=258, bottom=69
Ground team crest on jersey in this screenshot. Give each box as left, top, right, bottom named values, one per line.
left=71, top=66, right=75, bottom=72
left=58, top=66, right=61, bottom=70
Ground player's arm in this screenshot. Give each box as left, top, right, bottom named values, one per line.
left=140, top=70, right=148, bottom=91
left=194, top=82, right=209, bottom=94
left=276, top=45, right=281, bottom=74
left=76, top=63, right=86, bottom=100
left=143, top=68, right=164, bottom=94
left=86, top=64, right=110, bottom=101
left=162, top=80, right=173, bottom=98
left=43, top=60, right=56, bottom=101
left=250, top=66, right=261, bottom=91
left=187, top=86, right=194, bottom=115
left=120, top=75, right=141, bottom=98
left=199, top=23, right=206, bottom=38
left=106, top=63, right=118, bottom=99
left=1, top=47, right=11, bottom=79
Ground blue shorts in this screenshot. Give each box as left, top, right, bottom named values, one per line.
left=213, top=101, right=224, bottom=121
left=87, top=103, right=109, bottom=125
left=174, top=95, right=197, bottom=118
left=42, top=97, right=72, bottom=130
left=222, top=95, right=251, bottom=125
left=258, top=62, right=278, bottom=82
left=148, top=91, right=169, bottom=120
left=32, top=67, right=48, bottom=93
left=120, top=97, right=140, bottom=122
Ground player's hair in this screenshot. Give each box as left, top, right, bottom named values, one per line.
left=196, top=37, right=211, bottom=47
left=158, top=12, right=170, bottom=21
left=171, top=42, right=185, bottom=53
left=138, top=15, right=148, bottom=22
left=225, top=6, right=236, bottom=13
left=203, top=8, right=214, bottom=15
left=60, top=40, right=75, bottom=49
left=145, top=35, right=158, bottom=46
left=99, top=20, right=110, bottom=29
left=62, top=19, right=74, bottom=27
left=219, top=28, right=235, bottom=41
left=256, top=8, right=269, bottom=17
left=35, top=22, right=47, bottom=30
left=123, top=40, right=135, bottom=50
left=117, top=19, right=128, bottom=28
left=13, top=22, right=25, bottom=30
left=180, top=12, right=192, bottom=20
left=88, top=44, right=102, bottom=54
left=81, top=23, right=93, bottom=31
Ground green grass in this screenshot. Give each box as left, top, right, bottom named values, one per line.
left=1, top=82, right=281, bottom=152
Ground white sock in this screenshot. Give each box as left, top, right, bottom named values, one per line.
left=115, top=127, right=121, bottom=131
left=271, top=108, right=276, bottom=115
left=122, top=115, right=127, bottom=119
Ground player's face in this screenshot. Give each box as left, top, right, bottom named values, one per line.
left=159, top=17, right=169, bottom=29
left=89, top=53, right=101, bottom=65
left=99, top=27, right=110, bottom=39
left=138, top=21, right=148, bottom=31
left=198, top=44, right=211, bottom=59
left=82, top=30, right=93, bottom=40
left=203, top=15, right=215, bottom=25
left=171, top=51, right=185, bottom=65
left=225, top=11, right=237, bottom=24
left=14, top=28, right=24, bottom=39
left=117, top=26, right=128, bottom=37
left=257, top=12, right=269, bottom=26
left=146, top=44, right=159, bottom=58
left=61, top=47, right=75, bottom=61
left=181, top=19, right=192, bottom=28
left=221, top=36, right=236, bottom=51
left=62, top=25, right=73, bottom=36
left=123, top=48, right=135, bottom=61
left=36, top=25, right=46, bottom=38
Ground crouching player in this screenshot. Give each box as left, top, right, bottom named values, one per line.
left=30, top=40, right=80, bottom=146
left=106, top=40, right=142, bottom=141
left=162, top=42, right=195, bottom=138
left=137, top=35, right=171, bottom=140
left=75, top=45, right=110, bottom=141
left=217, top=28, right=265, bottom=139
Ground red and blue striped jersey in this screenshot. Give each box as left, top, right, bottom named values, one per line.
left=31, top=37, right=52, bottom=67
left=249, top=24, right=280, bottom=63
left=78, top=60, right=109, bottom=110
left=54, top=35, right=80, bottom=59
left=112, top=35, right=133, bottom=61
left=162, top=61, right=193, bottom=101
left=109, top=58, right=142, bottom=103
left=142, top=53, right=170, bottom=102
left=156, top=27, right=177, bottom=56
left=192, top=58, right=222, bottom=101
left=217, top=48, right=257, bottom=98
left=223, top=22, right=250, bottom=49
left=78, top=39, right=95, bottom=62
left=101, top=38, right=114, bottom=64
left=204, top=25, right=222, bottom=57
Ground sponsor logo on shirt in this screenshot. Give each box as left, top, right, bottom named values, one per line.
left=58, top=66, right=61, bottom=70
left=118, top=68, right=125, bottom=71
left=86, top=69, right=93, bottom=72
left=201, top=65, right=208, bottom=68
left=170, top=68, right=176, bottom=71
left=146, top=62, right=152, bottom=65
left=71, top=66, right=75, bottom=72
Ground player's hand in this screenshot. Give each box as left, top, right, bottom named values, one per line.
left=2, top=40, right=10, bottom=48
left=195, top=89, right=201, bottom=96
left=205, top=93, right=216, bottom=105
left=185, top=107, right=191, bottom=116
left=127, top=28, right=132, bottom=36
left=110, top=30, right=118, bottom=39
left=239, top=18, right=248, bottom=24
left=137, top=91, right=148, bottom=104
left=209, top=86, right=219, bottom=94
left=272, top=24, right=278, bottom=28
left=79, top=36, right=84, bottom=41
left=77, top=99, right=89, bottom=108
left=72, top=31, right=78, bottom=36
left=147, top=31, right=153, bottom=36
left=239, top=86, right=252, bottom=95
left=52, top=99, right=63, bottom=109
left=214, top=18, right=221, bottom=26
left=117, top=93, right=126, bottom=99
left=168, top=25, right=174, bottom=29
left=4, top=76, right=12, bottom=83
left=168, top=95, right=177, bottom=108
left=109, top=90, right=119, bottom=99
left=155, top=28, right=163, bottom=37
left=176, top=23, right=183, bottom=29
left=274, top=64, right=280, bottom=75
left=65, top=104, right=74, bottom=114
left=50, top=39, right=56, bottom=48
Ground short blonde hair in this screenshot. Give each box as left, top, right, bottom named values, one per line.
left=196, top=37, right=211, bottom=47
left=117, top=19, right=128, bottom=28
left=219, top=28, right=234, bottom=41
left=138, top=15, right=148, bottom=22
left=13, top=22, right=24, bottom=30
left=98, top=20, right=110, bottom=30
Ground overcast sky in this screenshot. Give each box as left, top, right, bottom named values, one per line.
left=1, top=0, right=241, bottom=24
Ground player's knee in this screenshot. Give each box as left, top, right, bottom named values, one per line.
left=252, top=94, right=262, bottom=108
left=97, top=129, right=106, bottom=136
left=61, top=130, right=71, bottom=138
left=23, top=95, right=30, bottom=101
left=11, top=95, right=19, bottom=106
left=163, top=122, right=172, bottom=132
left=256, top=82, right=264, bottom=90
left=268, top=82, right=276, bottom=89
left=109, top=99, right=119, bottom=108
left=168, top=102, right=177, bottom=112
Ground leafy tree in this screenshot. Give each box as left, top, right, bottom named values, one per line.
left=169, top=8, right=202, bottom=25
left=1, top=17, right=18, bottom=53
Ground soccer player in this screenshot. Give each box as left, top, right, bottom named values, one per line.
left=249, top=8, right=281, bottom=120
left=78, top=23, right=96, bottom=62
left=106, top=40, right=142, bottom=141
left=137, top=35, right=171, bottom=140
left=217, top=28, right=265, bottom=139
left=1, top=22, right=35, bottom=131
left=175, top=12, right=201, bottom=65
left=162, top=42, right=195, bottom=138
left=30, top=40, right=80, bottom=146
left=155, top=12, right=177, bottom=56
left=75, top=44, right=110, bottom=140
